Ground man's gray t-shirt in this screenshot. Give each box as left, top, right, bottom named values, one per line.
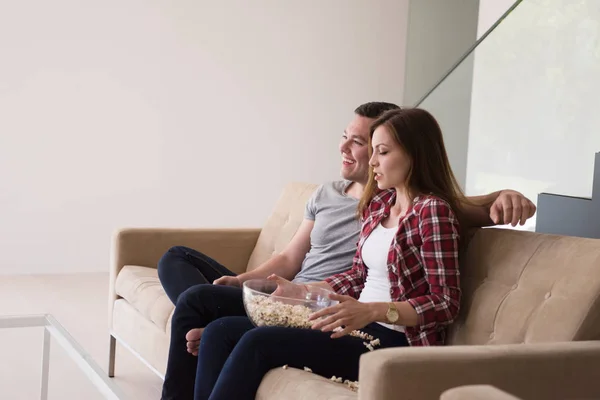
left=292, top=180, right=361, bottom=283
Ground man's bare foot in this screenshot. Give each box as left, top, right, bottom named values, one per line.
left=185, top=328, right=204, bottom=356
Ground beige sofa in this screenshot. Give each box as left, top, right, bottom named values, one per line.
left=441, top=385, right=522, bottom=400
left=108, top=182, right=600, bottom=400
left=442, top=373, right=600, bottom=400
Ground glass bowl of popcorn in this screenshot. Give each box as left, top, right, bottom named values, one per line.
left=242, top=279, right=338, bottom=328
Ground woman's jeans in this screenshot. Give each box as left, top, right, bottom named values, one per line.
left=195, top=316, right=409, bottom=400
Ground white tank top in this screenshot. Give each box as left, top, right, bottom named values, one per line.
left=358, top=223, right=405, bottom=332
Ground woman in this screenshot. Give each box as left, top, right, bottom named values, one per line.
left=192, top=108, right=464, bottom=400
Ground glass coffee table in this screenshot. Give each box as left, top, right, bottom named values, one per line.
left=0, top=314, right=125, bottom=399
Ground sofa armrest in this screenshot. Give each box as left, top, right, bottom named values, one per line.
left=441, top=385, right=521, bottom=400
left=358, top=341, right=600, bottom=400
left=108, top=228, right=261, bottom=317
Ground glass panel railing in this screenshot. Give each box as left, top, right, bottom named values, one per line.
left=416, top=0, right=600, bottom=233
left=402, top=0, right=521, bottom=107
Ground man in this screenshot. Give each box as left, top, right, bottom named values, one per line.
left=159, top=102, right=536, bottom=399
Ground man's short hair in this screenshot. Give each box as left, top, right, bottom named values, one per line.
left=354, top=102, right=401, bottom=119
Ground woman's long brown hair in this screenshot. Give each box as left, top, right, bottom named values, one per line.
left=358, top=108, right=467, bottom=221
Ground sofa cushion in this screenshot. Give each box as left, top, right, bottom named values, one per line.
left=246, top=182, right=319, bottom=271
left=257, top=367, right=357, bottom=400
left=115, top=265, right=174, bottom=331
left=449, top=228, right=600, bottom=345
left=112, top=298, right=170, bottom=377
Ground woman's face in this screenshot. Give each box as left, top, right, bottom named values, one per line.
left=369, top=125, right=411, bottom=191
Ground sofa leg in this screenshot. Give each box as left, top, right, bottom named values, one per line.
left=108, top=334, right=116, bottom=378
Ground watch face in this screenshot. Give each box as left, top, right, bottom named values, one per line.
left=387, top=307, right=399, bottom=323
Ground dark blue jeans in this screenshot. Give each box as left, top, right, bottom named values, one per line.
left=158, top=246, right=243, bottom=400
left=157, top=245, right=237, bottom=304
left=161, top=285, right=247, bottom=400
left=195, top=316, right=409, bottom=400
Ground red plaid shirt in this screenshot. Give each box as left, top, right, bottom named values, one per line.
left=325, top=189, right=461, bottom=346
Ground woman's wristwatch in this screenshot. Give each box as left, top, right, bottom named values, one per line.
left=386, top=302, right=399, bottom=324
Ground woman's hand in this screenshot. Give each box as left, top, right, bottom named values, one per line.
left=266, top=274, right=308, bottom=298
left=309, top=294, right=375, bottom=339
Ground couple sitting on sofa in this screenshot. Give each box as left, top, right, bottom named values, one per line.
left=158, top=102, right=536, bottom=400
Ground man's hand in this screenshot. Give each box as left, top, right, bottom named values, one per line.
left=213, top=276, right=241, bottom=287
left=490, top=190, right=536, bottom=227
left=309, top=294, right=374, bottom=338
left=267, top=274, right=308, bottom=298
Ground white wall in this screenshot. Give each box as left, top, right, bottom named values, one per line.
left=404, top=0, right=480, bottom=188
left=403, top=0, right=480, bottom=106
left=0, top=0, right=409, bottom=274
left=477, top=0, right=518, bottom=38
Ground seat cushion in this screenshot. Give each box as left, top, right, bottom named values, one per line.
left=441, top=385, right=522, bottom=400
left=115, top=265, right=174, bottom=331
left=257, top=367, right=357, bottom=400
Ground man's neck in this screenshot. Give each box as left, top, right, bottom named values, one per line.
left=345, top=181, right=365, bottom=199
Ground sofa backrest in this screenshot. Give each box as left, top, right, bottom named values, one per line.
left=246, top=182, right=319, bottom=271
left=448, top=228, right=600, bottom=345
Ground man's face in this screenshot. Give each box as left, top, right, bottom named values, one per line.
left=339, top=114, right=374, bottom=184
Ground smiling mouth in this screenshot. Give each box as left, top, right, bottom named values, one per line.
left=342, top=157, right=355, bottom=165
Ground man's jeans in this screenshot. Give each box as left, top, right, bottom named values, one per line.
left=157, top=246, right=246, bottom=400
left=157, top=245, right=237, bottom=304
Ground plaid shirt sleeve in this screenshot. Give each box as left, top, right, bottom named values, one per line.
left=407, top=198, right=461, bottom=330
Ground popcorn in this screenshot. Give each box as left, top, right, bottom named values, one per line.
left=282, top=365, right=289, bottom=370
left=362, top=336, right=382, bottom=351
left=245, top=295, right=313, bottom=328
left=331, top=376, right=360, bottom=392
left=245, top=294, right=384, bottom=357
left=344, top=380, right=359, bottom=392
left=349, top=330, right=374, bottom=341
left=304, top=367, right=312, bottom=373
